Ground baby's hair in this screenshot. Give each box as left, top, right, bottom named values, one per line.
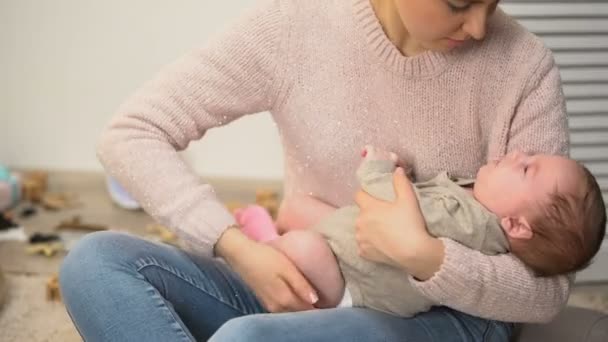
left=510, top=164, right=606, bottom=276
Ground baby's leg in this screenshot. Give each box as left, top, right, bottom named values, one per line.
left=234, top=206, right=344, bottom=307
left=275, top=195, right=337, bottom=234
left=269, top=230, right=345, bottom=309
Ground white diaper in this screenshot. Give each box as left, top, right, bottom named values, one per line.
left=336, top=288, right=353, bottom=308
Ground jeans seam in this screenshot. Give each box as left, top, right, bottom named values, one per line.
left=145, top=286, right=194, bottom=342
left=135, top=257, right=252, bottom=316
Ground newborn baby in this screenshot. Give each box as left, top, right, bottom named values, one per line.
left=236, top=146, right=606, bottom=316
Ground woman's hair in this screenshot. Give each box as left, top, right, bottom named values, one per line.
left=509, top=164, right=606, bottom=277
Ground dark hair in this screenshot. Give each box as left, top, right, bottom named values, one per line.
left=510, top=164, right=606, bottom=277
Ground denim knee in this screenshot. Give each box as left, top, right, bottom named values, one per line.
left=59, top=231, right=134, bottom=295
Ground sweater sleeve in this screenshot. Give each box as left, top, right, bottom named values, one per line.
left=410, top=239, right=572, bottom=323
left=409, top=50, right=572, bottom=323
left=97, top=0, right=288, bottom=258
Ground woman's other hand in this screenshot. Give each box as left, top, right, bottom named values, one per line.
left=215, top=228, right=318, bottom=312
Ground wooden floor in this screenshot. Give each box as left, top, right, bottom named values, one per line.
left=0, top=171, right=605, bottom=341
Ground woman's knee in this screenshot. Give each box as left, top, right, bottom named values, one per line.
left=59, top=231, right=139, bottom=293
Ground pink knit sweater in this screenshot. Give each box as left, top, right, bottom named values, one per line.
left=98, top=0, right=571, bottom=323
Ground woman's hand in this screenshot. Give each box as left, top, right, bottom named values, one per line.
left=354, top=167, right=445, bottom=280
left=215, top=228, right=318, bottom=312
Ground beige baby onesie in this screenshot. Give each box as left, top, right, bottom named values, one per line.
left=313, top=159, right=509, bottom=317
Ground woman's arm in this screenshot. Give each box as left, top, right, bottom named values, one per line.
left=357, top=49, right=572, bottom=323
left=407, top=239, right=572, bottom=323
left=357, top=169, right=572, bottom=323
left=97, top=0, right=290, bottom=258
left=414, top=49, right=571, bottom=322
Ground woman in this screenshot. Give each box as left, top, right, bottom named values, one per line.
left=59, top=0, right=571, bottom=340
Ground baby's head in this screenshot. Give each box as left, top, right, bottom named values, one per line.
left=474, top=151, right=606, bottom=276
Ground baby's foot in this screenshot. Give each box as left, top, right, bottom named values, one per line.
left=234, top=205, right=279, bottom=243
left=361, top=145, right=398, bottom=164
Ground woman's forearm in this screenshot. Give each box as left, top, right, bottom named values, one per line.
left=408, top=238, right=571, bottom=323
left=395, top=236, right=445, bottom=280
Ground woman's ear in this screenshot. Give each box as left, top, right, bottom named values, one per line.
left=500, top=216, right=533, bottom=240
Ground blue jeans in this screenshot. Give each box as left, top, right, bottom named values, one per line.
left=59, top=231, right=514, bottom=341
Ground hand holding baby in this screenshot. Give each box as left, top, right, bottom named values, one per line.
left=354, top=167, right=441, bottom=275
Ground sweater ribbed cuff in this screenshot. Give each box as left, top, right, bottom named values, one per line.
left=177, top=199, right=237, bottom=259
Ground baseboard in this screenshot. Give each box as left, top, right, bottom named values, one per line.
left=576, top=239, right=608, bottom=283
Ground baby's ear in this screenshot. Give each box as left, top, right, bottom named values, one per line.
left=500, top=216, right=533, bottom=240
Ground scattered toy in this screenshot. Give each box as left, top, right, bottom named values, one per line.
left=46, top=274, right=61, bottom=301
left=41, top=192, right=80, bottom=211
left=2, top=210, right=14, bottom=221
left=0, top=164, right=21, bottom=211
left=255, top=189, right=280, bottom=219
left=21, top=171, right=48, bottom=203
left=25, top=242, right=65, bottom=257
left=29, top=232, right=61, bottom=244
left=0, top=212, right=18, bottom=231
left=225, top=201, right=244, bottom=214
left=55, top=216, right=107, bottom=231
left=20, top=206, right=37, bottom=218
left=106, top=176, right=141, bottom=210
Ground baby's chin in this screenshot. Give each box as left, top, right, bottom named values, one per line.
left=475, top=163, right=491, bottom=180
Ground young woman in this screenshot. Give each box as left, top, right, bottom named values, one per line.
left=60, top=0, right=570, bottom=340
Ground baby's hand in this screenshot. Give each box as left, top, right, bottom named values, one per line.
left=361, top=145, right=398, bottom=164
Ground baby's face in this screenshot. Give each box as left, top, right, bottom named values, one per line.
left=474, top=151, right=583, bottom=218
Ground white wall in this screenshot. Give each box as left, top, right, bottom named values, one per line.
left=0, top=0, right=284, bottom=180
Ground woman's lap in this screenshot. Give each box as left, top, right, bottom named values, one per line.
left=212, top=306, right=513, bottom=342
left=59, top=231, right=513, bottom=342
left=59, top=231, right=265, bottom=341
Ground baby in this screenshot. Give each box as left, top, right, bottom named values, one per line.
left=235, top=146, right=607, bottom=316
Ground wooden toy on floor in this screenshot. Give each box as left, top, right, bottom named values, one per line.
left=0, top=211, right=18, bottom=231
left=46, top=274, right=61, bottom=301
left=41, top=192, right=80, bottom=211
left=55, top=216, right=107, bottom=231
left=26, top=242, right=65, bottom=257
left=255, top=189, right=279, bottom=219
left=225, top=201, right=244, bottom=214
left=21, top=171, right=48, bottom=203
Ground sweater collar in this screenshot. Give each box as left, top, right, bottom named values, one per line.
left=353, top=0, right=457, bottom=78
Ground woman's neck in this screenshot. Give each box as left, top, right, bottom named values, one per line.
left=370, top=0, right=426, bottom=56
